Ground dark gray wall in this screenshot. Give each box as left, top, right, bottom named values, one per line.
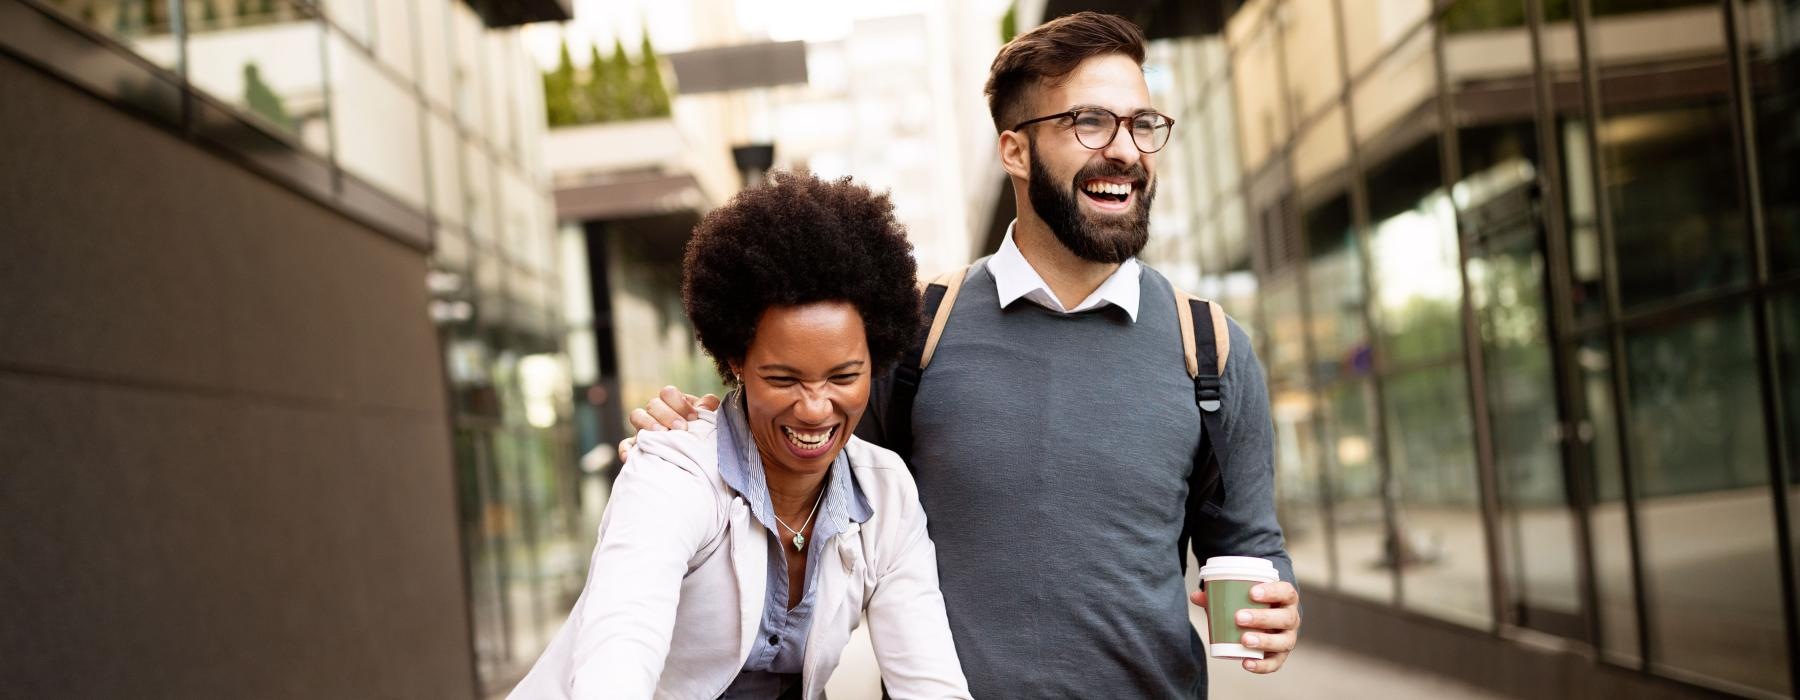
left=0, top=56, right=476, bottom=699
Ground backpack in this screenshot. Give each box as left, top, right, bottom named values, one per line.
left=886, top=261, right=1237, bottom=553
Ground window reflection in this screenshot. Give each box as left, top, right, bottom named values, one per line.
left=1590, top=3, right=1750, bottom=311
left=1577, top=339, right=1642, bottom=664
left=328, top=32, right=427, bottom=208
left=1279, top=0, right=1342, bottom=121
left=1624, top=308, right=1788, bottom=695
left=48, top=0, right=182, bottom=69
left=1742, top=0, right=1800, bottom=272
left=1775, top=294, right=1800, bottom=616
left=1271, top=382, right=1331, bottom=590
left=1460, top=118, right=1586, bottom=637
left=1364, top=137, right=1489, bottom=627
left=1325, top=379, right=1391, bottom=603
left=184, top=0, right=332, bottom=154
left=1368, top=143, right=1463, bottom=369
left=1230, top=9, right=1288, bottom=174
left=1304, top=193, right=1364, bottom=385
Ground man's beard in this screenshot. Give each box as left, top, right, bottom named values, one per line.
left=1026, top=139, right=1154, bottom=264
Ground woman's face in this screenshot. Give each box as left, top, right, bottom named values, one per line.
left=734, top=301, right=872, bottom=479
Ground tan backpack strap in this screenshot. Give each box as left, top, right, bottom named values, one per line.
left=1172, top=288, right=1231, bottom=376
left=1174, top=289, right=1201, bottom=379
left=1209, top=300, right=1231, bottom=374
left=919, top=266, right=969, bottom=370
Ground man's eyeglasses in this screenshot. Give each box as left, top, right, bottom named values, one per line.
left=1012, top=108, right=1175, bottom=153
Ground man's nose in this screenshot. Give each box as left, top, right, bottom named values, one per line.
left=1102, top=121, right=1142, bottom=164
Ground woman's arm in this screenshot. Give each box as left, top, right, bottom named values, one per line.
left=862, top=471, right=972, bottom=699
left=568, top=432, right=719, bottom=697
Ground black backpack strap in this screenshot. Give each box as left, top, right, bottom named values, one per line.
left=1175, top=290, right=1233, bottom=568
left=889, top=265, right=971, bottom=461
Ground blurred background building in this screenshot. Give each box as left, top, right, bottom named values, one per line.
left=1074, top=0, right=1796, bottom=697
left=2, top=0, right=1795, bottom=698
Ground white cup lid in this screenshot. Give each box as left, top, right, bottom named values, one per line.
left=1198, top=556, right=1278, bottom=582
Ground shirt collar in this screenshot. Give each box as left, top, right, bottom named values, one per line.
left=716, top=390, right=873, bottom=539
left=990, top=220, right=1141, bottom=321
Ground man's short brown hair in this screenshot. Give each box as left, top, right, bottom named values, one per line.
left=984, top=12, right=1147, bottom=134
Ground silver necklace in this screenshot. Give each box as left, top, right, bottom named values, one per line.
left=771, top=487, right=826, bottom=552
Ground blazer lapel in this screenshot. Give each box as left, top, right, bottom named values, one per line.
left=728, top=496, right=766, bottom=666
left=802, top=522, right=864, bottom=699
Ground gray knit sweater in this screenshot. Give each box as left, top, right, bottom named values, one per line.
left=858, top=260, right=1294, bottom=698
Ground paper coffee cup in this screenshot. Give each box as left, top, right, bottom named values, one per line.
left=1198, top=556, right=1279, bottom=660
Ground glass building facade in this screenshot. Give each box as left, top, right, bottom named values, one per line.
left=1141, top=0, right=1798, bottom=696
left=26, top=0, right=583, bottom=692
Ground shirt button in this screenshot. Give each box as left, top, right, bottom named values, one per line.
left=768, top=634, right=780, bottom=645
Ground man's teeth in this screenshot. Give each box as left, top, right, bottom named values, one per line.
left=782, top=426, right=834, bottom=448
left=1084, top=182, right=1132, bottom=196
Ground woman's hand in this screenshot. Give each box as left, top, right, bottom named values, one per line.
left=1190, top=581, right=1301, bottom=673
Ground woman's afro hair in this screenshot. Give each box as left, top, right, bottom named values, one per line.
left=682, top=171, right=922, bottom=384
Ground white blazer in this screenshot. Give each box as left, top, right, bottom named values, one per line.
left=509, top=408, right=971, bottom=699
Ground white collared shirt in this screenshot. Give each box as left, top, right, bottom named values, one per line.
left=989, top=220, right=1142, bottom=322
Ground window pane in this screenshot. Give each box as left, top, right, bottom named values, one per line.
left=1352, top=27, right=1436, bottom=147
left=1303, top=193, right=1366, bottom=385
left=415, top=0, right=453, bottom=110
left=1775, top=294, right=1800, bottom=615
left=1230, top=11, right=1288, bottom=173
left=1342, top=0, right=1432, bottom=76
left=321, top=0, right=371, bottom=45
left=1325, top=378, right=1393, bottom=603
left=1292, top=106, right=1349, bottom=192
left=1742, top=0, right=1800, bottom=272
left=1262, top=273, right=1307, bottom=382
left=1624, top=307, right=1789, bottom=695
left=1272, top=382, right=1332, bottom=589
left=1577, top=339, right=1641, bottom=664
left=1367, top=141, right=1464, bottom=369
left=52, top=0, right=181, bottom=69
left=428, top=112, right=465, bottom=226
left=1279, top=0, right=1342, bottom=121
left=1386, top=364, right=1490, bottom=627
left=465, top=142, right=495, bottom=240
left=327, top=31, right=427, bottom=209
left=185, top=1, right=331, bottom=155
left=1460, top=119, right=1588, bottom=638
left=451, top=3, right=487, bottom=137
left=1205, top=72, right=1244, bottom=197
left=1590, top=3, right=1750, bottom=310
left=484, top=32, right=518, bottom=156
left=371, top=0, right=415, bottom=80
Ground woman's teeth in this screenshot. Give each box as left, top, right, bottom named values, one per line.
left=782, top=426, right=834, bottom=449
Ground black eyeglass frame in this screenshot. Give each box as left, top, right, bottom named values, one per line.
left=1011, top=108, right=1176, bottom=153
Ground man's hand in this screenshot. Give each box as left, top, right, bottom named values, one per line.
left=1190, top=581, right=1300, bottom=673
left=616, top=386, right=722, bottom=462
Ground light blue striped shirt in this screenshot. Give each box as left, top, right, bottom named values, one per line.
left=716, top=390, right=873, bottom=698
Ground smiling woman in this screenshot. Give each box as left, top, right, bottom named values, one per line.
left=510, top=171, right=969, bottom=700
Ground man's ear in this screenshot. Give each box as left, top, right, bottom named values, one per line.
left=999, top=130, right=1031, bottom=181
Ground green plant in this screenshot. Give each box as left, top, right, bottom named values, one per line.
left=243, top=61, right=295, bottom=133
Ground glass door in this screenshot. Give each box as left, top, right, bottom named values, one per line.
left=1464, top=179, right=1586, bottom=639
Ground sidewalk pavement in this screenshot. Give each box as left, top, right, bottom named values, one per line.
left=825, top=619, right=1510, bottom=700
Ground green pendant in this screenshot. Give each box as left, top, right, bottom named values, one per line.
left=792, top=533, right=806, bottom=551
